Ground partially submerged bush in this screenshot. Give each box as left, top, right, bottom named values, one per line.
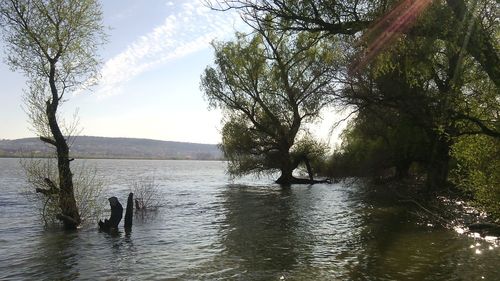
left=21, top=157, right=106, bottom=226
left=130, top=177, right=163, bottom=211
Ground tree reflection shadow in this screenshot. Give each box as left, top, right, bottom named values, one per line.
left=31, top=230, right=80, bottom=280
left=201, top=185, right=316, bottom=280
left=344, top=183, right=488, bottom=280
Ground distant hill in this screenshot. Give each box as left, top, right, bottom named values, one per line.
left=0, top=136, right=223, bottom=160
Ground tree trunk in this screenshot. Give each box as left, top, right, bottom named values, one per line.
left=44, top=62, right=80, bottom=230
left=304, top=157, right=314, bottom=184
left=275, top=157, right=329, bottom=186
left=275, top=148, right=295, bottom=187
left=426, top=137, right=451, bottom=192
left=274, top=143, right=329, bottom=186
left=276, top=168, right=294, bottom=187
left=55, top=145, right=80, bottom=229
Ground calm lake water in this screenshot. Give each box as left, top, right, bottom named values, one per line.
left=0, top=158, right=499, bottom=280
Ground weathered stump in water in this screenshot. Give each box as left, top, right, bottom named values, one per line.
left=124, top=193, right=133, bottom=230
left=98, top=197, right=123, bottom=231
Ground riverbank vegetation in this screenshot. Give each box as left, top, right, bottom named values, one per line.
left=206, top=0, right=499, bottom=220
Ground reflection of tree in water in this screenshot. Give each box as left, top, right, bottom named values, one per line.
left=198, top=185, right=316, bottom=280
left=345, top=186, right=411, bottom=281
left=185, top=182, right=500, bottom=280
left=26, top=228, right=140, bottom=280
left=30, top=231, right=80, bottom=280
left=223, top=187, right=302, bottom=274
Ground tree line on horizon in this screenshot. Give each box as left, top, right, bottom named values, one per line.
left=0, top=136, right=223, bottom=160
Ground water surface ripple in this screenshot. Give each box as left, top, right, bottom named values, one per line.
left=0, top=158, right=499, bottom=280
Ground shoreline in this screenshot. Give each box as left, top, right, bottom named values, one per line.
left=371, top=178, right=500, bottom=238
left=0, top=155, right=226, bottom=161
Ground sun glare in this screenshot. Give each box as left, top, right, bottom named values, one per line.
left=352, top=0, right=433, bottom=73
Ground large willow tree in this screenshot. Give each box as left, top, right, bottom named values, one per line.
left=210, top=0, right=499, bottom=189
left=0, top=0, right=106, bottom=229
left=201, top=25, right=339, bottom=186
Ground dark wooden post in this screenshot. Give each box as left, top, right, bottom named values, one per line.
left=124, top=192, right=134, bottom=230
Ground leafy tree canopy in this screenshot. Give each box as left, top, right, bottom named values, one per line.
left=201, top=25, right=338, bottom=185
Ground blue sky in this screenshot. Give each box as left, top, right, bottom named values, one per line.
left=0, top=0, right=342, bottom=145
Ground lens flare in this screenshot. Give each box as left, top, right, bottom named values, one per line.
left=351, top=0, right=434, bottom=74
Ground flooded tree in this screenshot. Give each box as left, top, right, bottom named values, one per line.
left=0, top=0, right=106, bottom=229
left=21, top=158, right=106, bottom=226
left=201, top=23, right=339, bottom=186
left=210, top=0, right=499, bottom=191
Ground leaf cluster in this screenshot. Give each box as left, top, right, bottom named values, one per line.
left=0, top=0, right=107, bottom=93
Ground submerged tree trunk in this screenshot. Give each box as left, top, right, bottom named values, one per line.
left=275, top=157, right=330, bottom=186
left=275, top=148, right=295, bottom=187
left=276, top=168, right=294, bottom=187
left=54, top=138, right=80, bottom=229
left=44, top=62, right=80, bottom=230
left=304, top=157, right=314, bottom=184
left=275, top=142, right=330, bottom=186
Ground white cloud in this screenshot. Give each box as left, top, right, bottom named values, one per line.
left=95, top=0, right=242, bottom=99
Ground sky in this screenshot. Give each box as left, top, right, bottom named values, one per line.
left=0, top=0, right=344, bottom=145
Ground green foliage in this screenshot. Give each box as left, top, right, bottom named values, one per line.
left=221, top=115, right=277, bottom=177
left=451, top=135, right=500, bottom=220
left=213, top=0, right=499, bottom=214
left=0, top=0, right=106, bottom=86
left=201, top=25, right=339, bottom=181
left=0, top=0, right=107, bottom=139
left=333, top=1, right=499, bottom=187
left=324, top=108, right=430, bottom=179
left=292, top=135, right=328, bottom=162
left=291, top=134, right=329, bottom=174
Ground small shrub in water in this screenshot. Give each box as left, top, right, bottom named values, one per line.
left=130, top=177, right=163, bottom=211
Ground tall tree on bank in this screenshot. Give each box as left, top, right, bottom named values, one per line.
left=201, top=26, right=339, bottom=186
left=0, top=0, right=106, bottom=229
